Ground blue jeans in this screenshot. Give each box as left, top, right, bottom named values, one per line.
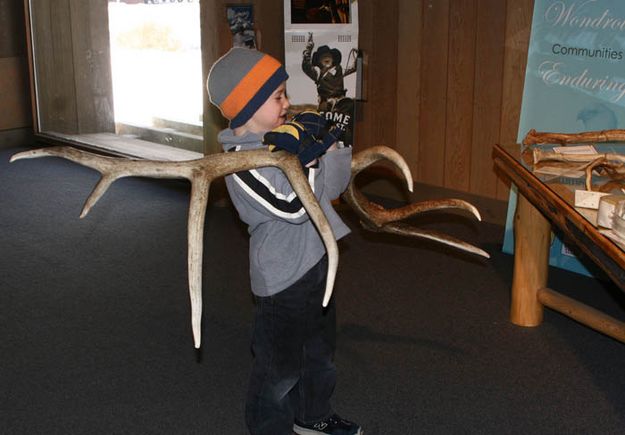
left=245, top=255, right=336, bottom=435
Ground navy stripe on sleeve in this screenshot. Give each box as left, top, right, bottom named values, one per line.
left=229, top=154, right=314, bottom=219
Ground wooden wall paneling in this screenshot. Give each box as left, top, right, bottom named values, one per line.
left=418, top=0, right=450, bottom=186
left=0, top=57, right=31, bottom=130
left=0, top=0, right=30, bottom=131
left=497, top=0, right=534, bottom=199
left=208, top=0, right=284, bottom=61
left=215, top=0, right=243, bottom=56
left=69, top=0, right=115, bottom=134
left=354, top=0, right=398, bottom=152
left=470, top=0, right=506, bottom=198
left=0, top=0, right=26, bottom=58
left=31, top=0, right=78, bottom=134
left=444, top=0, right=477, bottom=192
left=352, top=0, right=373, bottom=152
left=369, top=0, right=398, bottom=151
left=201, top=0, right=226, bottom=154
left=254, top=0, right=284, bottom=60
left=395, top=0, right=422, bottom=178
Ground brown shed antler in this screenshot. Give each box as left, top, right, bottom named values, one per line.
left=532, top=148, right=625, bottom=192
left=10, top=146, right=338, bottom=348
left=523, top=128, right=625, bottom=192
left=522, top=128, right=625, bottom=146
left=343, top=146, right=489, bottom=258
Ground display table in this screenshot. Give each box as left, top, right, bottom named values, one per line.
left=492, top=143, right=625, bottom=342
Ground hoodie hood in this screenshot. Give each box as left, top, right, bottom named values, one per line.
left=218, top=129, right=266, bottom=152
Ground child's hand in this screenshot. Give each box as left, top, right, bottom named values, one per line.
left=292, top=111, right=343, bottom=146
left=262, top=121, right=331, bottom=167
left=263, top=111, right=345, bottom=166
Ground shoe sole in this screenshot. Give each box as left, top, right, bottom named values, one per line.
left=293, top=423, right=363, bottom=435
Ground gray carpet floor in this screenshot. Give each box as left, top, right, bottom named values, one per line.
left=1, top=145, right=625, bottom=434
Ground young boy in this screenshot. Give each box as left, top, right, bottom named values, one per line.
left=207, top=48, right=362, bottom=435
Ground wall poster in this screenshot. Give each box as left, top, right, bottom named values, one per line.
left=284, top=0, right=359, bottom=146
left=503, top=0, right=625, bottom=276
left=227, top=4, right=256, bottom=48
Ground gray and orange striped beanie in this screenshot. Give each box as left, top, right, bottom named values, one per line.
left=207, top=48, right=289, bottom=129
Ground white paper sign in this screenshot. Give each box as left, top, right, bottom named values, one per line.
left=284, top=1, right=359, bottom=146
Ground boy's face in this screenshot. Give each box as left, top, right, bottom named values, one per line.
left=243, top=82, right=290, bottom=135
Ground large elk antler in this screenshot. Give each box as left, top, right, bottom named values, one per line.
left=342, top=146, right=489, bottom=258
left=11, top=144, right=489, bottom=348
left=10, top=146, right=338, bottom=348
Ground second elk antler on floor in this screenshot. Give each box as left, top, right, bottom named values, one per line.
left=343, top=146, right=490, bottom=259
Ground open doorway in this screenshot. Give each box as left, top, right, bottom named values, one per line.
left=108, top=0, right=203, bottom=154
left=27, top=0, right=204, bottom=160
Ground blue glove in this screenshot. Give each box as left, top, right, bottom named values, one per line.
left=292, top=110, right=344, bottom=145
left=263, top=122, right=309, bottom=154
left=263, top=116, right=336, bottom=166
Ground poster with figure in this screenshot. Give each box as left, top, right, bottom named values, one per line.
left=503, top=0, right=625, bottom=276
left=227, top=4, right=256, bottom=48
left=284, top=1, right=359, bottom=146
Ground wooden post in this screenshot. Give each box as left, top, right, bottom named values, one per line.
left=510, top=193, right=551, bottom=326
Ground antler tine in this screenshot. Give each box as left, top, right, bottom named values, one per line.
left=344, top=146, right=488, bottom=258
left=183, top=150, right=339, bottom=343
left=383, top=222, right=490, bottom=258
left=187, top=177, right=211, bottom=348
left=11, top=146, right=339, bottom=348
left=81, top=176, right=116, bottom=218
left=276, top=156, right=338, bottom=307
left=206, top=149, right=339, bottom=306
left=348, top=146, right=481, bottom=222
left=11, top=146, right=200, bottom=217
left=351, top=145, right=414, bottom=193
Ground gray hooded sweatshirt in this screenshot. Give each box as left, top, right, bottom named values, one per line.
left=218, top=129, right=351, bottom=297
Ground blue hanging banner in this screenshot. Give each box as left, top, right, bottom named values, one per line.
left=503, top=0, right=625, bottom=276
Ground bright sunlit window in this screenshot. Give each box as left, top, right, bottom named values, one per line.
left=108, top=0, right=202, bottom=130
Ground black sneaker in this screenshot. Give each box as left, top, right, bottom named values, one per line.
left=293, top=414, right=363, bottom=435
